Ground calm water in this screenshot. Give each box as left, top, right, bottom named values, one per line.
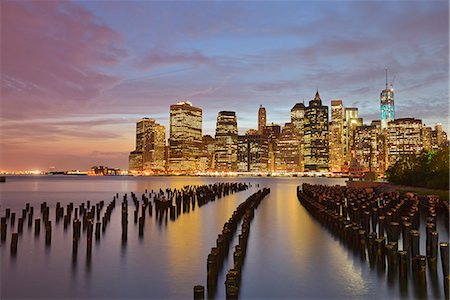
left=0, top=176, right=447, bottom=299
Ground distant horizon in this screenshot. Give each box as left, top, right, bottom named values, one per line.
left=1, top=1, right=448, bottom=171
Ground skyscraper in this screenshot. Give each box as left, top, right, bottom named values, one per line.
left=343, top=107, right=362, bottom=163
left=258, top=105, right=266, bottom=134
left=275, top=122, right=301, bottom=172
left=291, top=102, right=305, bottom=171
left=128, top=117, right=166, bottom=173
left=264, top=123, right=281, bottom=172
left=215, top=111, right=238, bottom=171
left=353, top=123, right=381, bottom=174
left=329, top=100, right=344, bottom=172
left=380, top=70, right=395, bottom=130
left=238, top=133, right=269, bottom=172
left=421, top=126, right=433, bottom=151
left=303, top=91, right=329, bottom=171
left=202, top=135, right=215, bottom=170
left=169, top=101, right=203, bottom=172
left=387, top=118, right=423, bottom=166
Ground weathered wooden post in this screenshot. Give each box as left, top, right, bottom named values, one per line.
left=398, top=250, right=408, bottom=280
left=11, top=232, right=18, bottom=255
left=1, top=218, right=7, bottom=241
left=95, top=222, right=101, bottom=240
left=34, top=219, right=40, bottom=236
left=401, top=222, right=411, bottom=251
left=45, top=221, right=52, bottom=246
left=193, top=285, right=205, bottom=300
left=440, top=242, right=450, bottom=299
left=410, top=230, right=420, bottom=257
left=17, top=218, right=24, bottom=234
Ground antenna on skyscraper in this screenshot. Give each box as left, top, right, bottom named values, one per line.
left=385, top=68, right=388, bottom=89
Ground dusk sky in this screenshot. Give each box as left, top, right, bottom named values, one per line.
left=1, top=1, right=448, bottom=171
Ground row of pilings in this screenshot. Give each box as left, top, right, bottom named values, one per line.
left=193, top=187, right=270, bottom=300
left=297, top=183, right=449, bottom=299
left=1, top=182, right=250, bottom=266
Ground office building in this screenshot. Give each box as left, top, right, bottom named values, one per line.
left=258, top=105, right=267, bottom=134
left=169, top=101, right=203, bottom=172
left=387, top=118, right=423, bottom=165
left=275, top=122, right=302, bottom=172
left=303, top=91, right=329, bottom=171
left=129, top=118, right=165, bottom=173
left=291, top=102, right=305, bottom=171
left=380, top=71, right=395, bottom=130
left=329, top=100, right=344, bottom=172
left=238, top=133, right=269, bottom=172
left=215, top=111, right=238, bottom=171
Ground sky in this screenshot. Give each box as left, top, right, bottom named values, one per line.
left=1, top=0, right=449, bottom=171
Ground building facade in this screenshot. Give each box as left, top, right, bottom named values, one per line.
left=380, top=82, right=395, bottom=130
left=275, top=122, right=302, bottom=172
left=291, top=102, right=305, bottom=172
left=387, top=118, right=423, bottom=165
left=258, top=105, right=267, bottom=134
left=128, top=118, right=165, bottom=173
left=303, top=91, right=329, bottom=171
left=169, top=101, right=203, bottom=172
left=215, top=111, right=238, bottom=171
left=329, top=100, right=344, bottom=172
left=238, top=133, right=269, bottom=172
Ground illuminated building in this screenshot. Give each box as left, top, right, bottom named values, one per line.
left=145, top=123, right=166, bottom=171
left=202, top=135, right=215, bottom=170
left=128, top=151, right=143, bottom=172
left=238, top=133, right=269, bottom=172
left=263, top=123, right=281, bottom=172
left=258, top=105, right=266, bottom=134
left=387, top=118, right=423, bottom=165
left=343, top=107, right=361, bottom=161
left=329, top=100, right=344, bottom=172
left=431, top=123, right=448, bottom=149
left=275, top=122, right=301, bottom=172
left=435, top=123, right=443, bottom=146
left=380, top=70, right=395, bottom=130
left=303, top=91, right=329, bottom=171
left=422, top=126, right=433, bottom=151
left=215, top=111, right=238, bottom=171
left=291, top=102, right=305, bottom=171
left=169, top=101, right=203, bottom=172
left=129, top=118, right=166, bottom=173
left=88, top=166, right=124, bottom=176
left=354, top=123, right=381, bottom=174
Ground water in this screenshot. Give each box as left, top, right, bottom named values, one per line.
left=0, top=176, right=447, bottom=299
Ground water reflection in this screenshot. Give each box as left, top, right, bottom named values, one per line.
left=1, top=176, right=447, bottom=299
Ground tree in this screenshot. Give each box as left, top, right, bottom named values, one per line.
left=386, top=146, right=449, bottom=190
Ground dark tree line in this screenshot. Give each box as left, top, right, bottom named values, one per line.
left=386, top=146, right=449, bottom=190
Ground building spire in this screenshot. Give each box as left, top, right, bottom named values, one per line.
left=385, top=68, right=388, bottom=89
left=314, top=89, right=321, bottom=101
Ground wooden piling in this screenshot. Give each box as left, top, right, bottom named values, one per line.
left=193, top=285, right=205, bottom=300
left=11, top=233, right=18, bottom=255
left=410, top=230, right=420, bottom=257
left=34, top=219, right=40, bottom=236
left=398, top=250, right=408, bottom=280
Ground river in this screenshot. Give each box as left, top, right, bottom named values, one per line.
left=0, top=176, right=447, bottom=299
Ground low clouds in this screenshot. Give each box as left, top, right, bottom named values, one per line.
left=135, top=49, right=213, bottom=70
left=1, top=0, right=126, bottom=119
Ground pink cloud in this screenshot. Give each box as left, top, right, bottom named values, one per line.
left=134, top=49, right=213, bottom=70
left=0, top=1, right=127, bottom=119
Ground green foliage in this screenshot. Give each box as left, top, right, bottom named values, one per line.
left=386, top=146, right=449, bottom=190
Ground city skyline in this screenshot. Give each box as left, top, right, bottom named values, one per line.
left=1, top=1, right=449, bottom=171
